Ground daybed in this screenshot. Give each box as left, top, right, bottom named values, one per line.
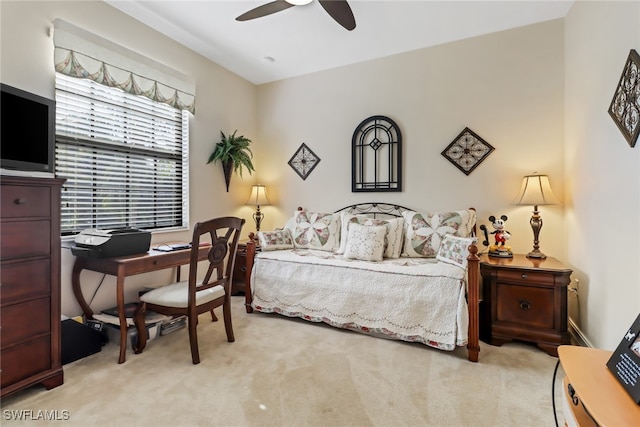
left=244, top=203, right=480, bottom=362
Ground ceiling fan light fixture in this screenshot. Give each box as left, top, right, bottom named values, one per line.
left=286, top=0, right=313, bottom=5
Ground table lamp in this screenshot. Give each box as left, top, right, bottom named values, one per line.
left=246, top=184, right=270, bottom=232
left=512, top=174, right=560, bottom=259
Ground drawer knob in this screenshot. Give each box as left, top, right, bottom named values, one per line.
left=14, top=198, right=26, bottom=205
left=521, top=273, right=528, bottom=279
left=519, top=300, right=532, bottom=310
left=240, top=266, right=246, bottom=273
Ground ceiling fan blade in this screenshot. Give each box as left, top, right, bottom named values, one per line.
left=318, top=0, right=356, bottom=31
left=236, top=0, right=295, bottom=22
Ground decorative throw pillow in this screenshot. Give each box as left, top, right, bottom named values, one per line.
left=362, top=217, right=404, bottom=259
left=402, top=209, right=476, bottom=258
left=336, top=212, right=369, bottom=254
left=257, top=229, right=294, bottom=251
left=291, top=210, right=341, bottom=252
left=436, top=235, right=477, bottom=268
left=343, top=224, right=386, bottom=262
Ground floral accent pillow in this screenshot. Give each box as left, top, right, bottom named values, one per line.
left=402, top=209, right=476, bottom=258
left=362, top=217, right=404, bottom=259
left=436, top=235, right=477, bottom=268
left=292, top=210, right=341, bottom=252
left=257, top=229, right=294, bottom=251
left=343, top=224, right=387, bottom=262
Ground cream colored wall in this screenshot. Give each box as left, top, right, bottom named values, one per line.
left=6, top=1, right=634, bottom=351
left=1, top=1, right=258, bottom=316
left=564, top=0, right=640, bottom=350
left=256, top=20, right=566, bottom=260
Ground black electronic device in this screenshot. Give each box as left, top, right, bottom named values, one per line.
left=71, top=228, right=151, bottom=258
left=0, top=83, right=55, bottom=174
left=61, top=319, right=106, bottom=365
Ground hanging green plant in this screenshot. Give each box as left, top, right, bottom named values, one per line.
left=207, top=130, right=255, bottom=191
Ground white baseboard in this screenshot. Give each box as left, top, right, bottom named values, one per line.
left=569, top=318, right=593, bottom=348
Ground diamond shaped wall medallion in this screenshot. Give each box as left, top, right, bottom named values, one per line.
left=608, top=49, right=640, bottom=148
left=441, top=127, right=494, bottom=175
left=288, top=143, right=320, bottom=180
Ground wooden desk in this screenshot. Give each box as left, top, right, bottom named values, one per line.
left=558, top=345, right=640, bottom=426
left=71, top=245, right=210, bottom=363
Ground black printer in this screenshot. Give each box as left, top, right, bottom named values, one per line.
left=71, top=228, right=151, bottom=258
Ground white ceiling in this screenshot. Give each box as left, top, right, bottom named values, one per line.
left=105, top=0, right=574, bottom=85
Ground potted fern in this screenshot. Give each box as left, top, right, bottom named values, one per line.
left=207, top=130, right=255, bottom=192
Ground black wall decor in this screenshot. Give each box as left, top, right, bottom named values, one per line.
left=608, top=49, right=640, bottom=148
left=288, top=143, right=320, bottom=180
left=441, top=127, right=494, bottom=175
left=352, top=115, right=402, bottom=192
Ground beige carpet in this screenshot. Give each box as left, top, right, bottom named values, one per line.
left=1, top=296, right=566, bottom=426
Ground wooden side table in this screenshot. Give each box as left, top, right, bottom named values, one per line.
left=231, top=241, right=258, bottom=313
left=231, top=242, right=249, bottom=296
left=479, top=254, right=572, bottom=356
left=558, top=345, right=640, bottom=426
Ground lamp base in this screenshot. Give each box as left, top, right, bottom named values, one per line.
left=526, top=249, right=547, bottom=259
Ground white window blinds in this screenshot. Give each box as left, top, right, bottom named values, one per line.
left=56, top=73, right=189, bottom=235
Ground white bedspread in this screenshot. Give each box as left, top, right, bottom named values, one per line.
left=250, top=249, right=469, bottom=350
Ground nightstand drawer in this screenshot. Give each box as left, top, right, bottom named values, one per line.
left=497, top=269, right=555, bottom=285
left=496, top=283, right=554, bottom=329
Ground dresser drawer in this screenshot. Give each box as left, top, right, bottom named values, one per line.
left=1, top=335, right=51, bottom=388
left=0, top=185, right=50, bottom=218
left=0, top=220, right=51, bottom=260
left=1, top=298, right=51, bottom=347
left=496, top=283, right=554, bottom=329
left=497, top=269, right=555, bottom=285
left=0, top=259, right=50, bottom=303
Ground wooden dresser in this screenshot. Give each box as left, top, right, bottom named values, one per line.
left=480, top=254, right=572, bottom=356
left=1, top=175, right=65, bottom=397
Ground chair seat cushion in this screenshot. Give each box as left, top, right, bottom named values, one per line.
left=140, top=281, right=225, bottom=308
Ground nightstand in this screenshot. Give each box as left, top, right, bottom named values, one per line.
left=479, top=254, right=572, bottom=356
left=231, top=242, right=249, bottom=296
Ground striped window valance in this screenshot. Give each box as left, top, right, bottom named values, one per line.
left=53, top=19, right=196, bottom=114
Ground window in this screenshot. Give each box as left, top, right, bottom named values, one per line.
left=55, top=73, right=189, bottom=236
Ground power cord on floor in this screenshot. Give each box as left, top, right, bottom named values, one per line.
left=553, top=356, right=599, bottom=427
left=552, top=359, right=560, bottom=427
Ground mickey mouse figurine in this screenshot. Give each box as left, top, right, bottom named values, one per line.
left=480, top=215, right=513, bottom=258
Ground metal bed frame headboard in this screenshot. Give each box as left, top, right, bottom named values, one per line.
left=334, top=202, right=414, bottom=219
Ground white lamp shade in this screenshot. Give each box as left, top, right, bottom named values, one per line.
left=247, top=184, right=270, bottom=207
left=286, top=0, right=313, bottom=5
left=512, top=174, right=560, bottom=206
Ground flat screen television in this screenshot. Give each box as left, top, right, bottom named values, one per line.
left=0, top=83, right=55, bottom=175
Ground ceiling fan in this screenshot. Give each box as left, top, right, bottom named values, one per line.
left=236, top=0, right=356, bottom=31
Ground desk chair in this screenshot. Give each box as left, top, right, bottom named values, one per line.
left=132, top=216, right=245, bottom=364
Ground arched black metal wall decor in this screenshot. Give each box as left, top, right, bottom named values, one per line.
left=441, top=127, right=494, bottom=175
left=352, top=115, right=402, bottom=192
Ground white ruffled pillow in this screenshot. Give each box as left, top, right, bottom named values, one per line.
left=362, top=217, right=404, bottom=259
left=343, top=224, right=387, bottom=262
left=336, top=213, right=404, bottom=259
left=336, top=212, right=369, bottom=254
